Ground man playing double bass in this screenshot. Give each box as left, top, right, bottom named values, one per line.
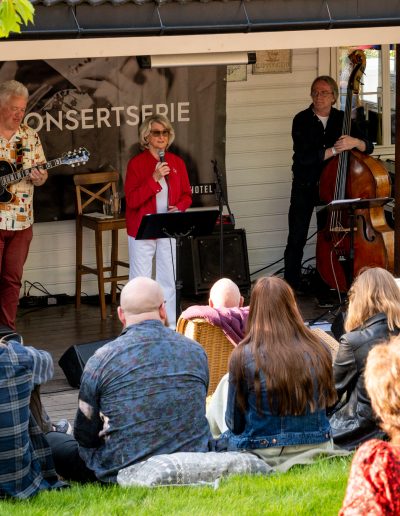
left=283, top=75, right=373, bottom=293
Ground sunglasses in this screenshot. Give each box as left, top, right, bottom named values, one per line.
left=150, top=130, right=170, bottom=137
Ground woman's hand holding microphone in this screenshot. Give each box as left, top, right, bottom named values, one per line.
left=152, top=161, right=170, bottom=182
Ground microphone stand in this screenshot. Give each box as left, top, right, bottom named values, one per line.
left=211, top=160, right=235, bottom=278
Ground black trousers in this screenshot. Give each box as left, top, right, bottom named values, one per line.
left=284, top=180, right=318, bottom=289
left=46, top=431, right=98, bottom=483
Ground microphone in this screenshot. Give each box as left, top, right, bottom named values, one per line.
left=158, top=150, right=169, bottom=210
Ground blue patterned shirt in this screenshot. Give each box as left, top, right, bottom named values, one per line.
left=75, top=320, right=212, bottom=482
left=0, top=340, right=65, bottom=499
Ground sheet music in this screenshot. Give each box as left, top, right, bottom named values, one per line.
left=85, top=212, right=113, bottom=219
left=330, top=198, right=361, bottom=205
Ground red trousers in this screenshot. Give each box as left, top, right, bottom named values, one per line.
left=0, top=226, right=32, bottom=330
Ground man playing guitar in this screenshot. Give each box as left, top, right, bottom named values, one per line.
left=0, top=80, right=48, bottom=330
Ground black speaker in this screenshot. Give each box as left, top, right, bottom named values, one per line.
left=181, top=229, right=251, bottom=295
left=58, top=339, right=111, bottom=388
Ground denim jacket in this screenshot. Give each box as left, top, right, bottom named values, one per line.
left=223, top=346, right=331, bottom=450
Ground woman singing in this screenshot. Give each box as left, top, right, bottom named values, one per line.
left=124, top=115, right=192, bottom=328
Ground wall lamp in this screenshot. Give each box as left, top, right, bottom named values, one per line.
left=137, top=52, right=256, bottom=69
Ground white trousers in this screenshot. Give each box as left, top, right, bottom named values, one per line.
left=128, top=236, right=176, bottom=328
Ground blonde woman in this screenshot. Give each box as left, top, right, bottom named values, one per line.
left=340, top=338, right=400, bottom=514
left=124, top=115, right=192, bottom=328
left=329, top=267, right=400, bottom=450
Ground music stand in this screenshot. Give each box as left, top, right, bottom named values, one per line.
left=327, top=196, right=392, bottom=286
left=136, top=209, right=219, bottom=320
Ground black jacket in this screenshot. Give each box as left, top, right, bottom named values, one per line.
left=329, top=313, right=399, bottom=450
left=292, top=105, right=374, bottom=185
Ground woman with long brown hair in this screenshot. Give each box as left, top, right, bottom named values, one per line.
left=224, top=276, right=338, bottom=465
left=329, top=267, right=400, bottom=450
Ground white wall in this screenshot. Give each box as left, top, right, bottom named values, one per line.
left=22, top=220, right=129, bottom=297
left=225, top=48, right=320, bottom=281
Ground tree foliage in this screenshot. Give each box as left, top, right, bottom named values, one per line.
left=0, top=0, right=35, bottom=38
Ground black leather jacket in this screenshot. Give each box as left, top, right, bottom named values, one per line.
left=329, top=313, right=399, bottom=450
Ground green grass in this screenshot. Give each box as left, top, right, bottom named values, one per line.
left=0, top=456, right=352, bottom=516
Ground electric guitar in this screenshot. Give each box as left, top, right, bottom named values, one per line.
left=0, top=146, right=90, bottom=203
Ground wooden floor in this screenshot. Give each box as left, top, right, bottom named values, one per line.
left=15, top=292, right=337, bottom=425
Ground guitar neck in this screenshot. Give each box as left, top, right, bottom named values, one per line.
left=0, top=158, right=62, bottom=187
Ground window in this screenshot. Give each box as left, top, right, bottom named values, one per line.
left=337, top=45, right=395, bottom=149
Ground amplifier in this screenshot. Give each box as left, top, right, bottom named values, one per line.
left=181, top=229, right=251, bottom=296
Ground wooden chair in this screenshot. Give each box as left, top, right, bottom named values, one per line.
left=310, top=327, right=339, bottom=362
left=73, top=171, right=129, bottom=319
left=176, top=316, right=235, bottom=395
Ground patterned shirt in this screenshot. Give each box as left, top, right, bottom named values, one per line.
left=75, top=320, right=212, bottom=482
left=0, top=124, right=46, bottom=230
left=340, top=439, right=400, bottom=515
left=0, top=340, right=65, bottom=499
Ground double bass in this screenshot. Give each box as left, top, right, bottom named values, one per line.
left=316, top=49, right=394, bottom=292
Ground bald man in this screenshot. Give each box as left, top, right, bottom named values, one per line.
left=209, top=278, right=244, bottom=309
left=51, top=278, right=211, bottom=483
left=181, top=278, right=248, bottom=346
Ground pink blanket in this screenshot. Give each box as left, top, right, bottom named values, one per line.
left=180, top=305, right=249, bottom=346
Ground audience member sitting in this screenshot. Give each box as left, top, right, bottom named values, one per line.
left=340, top=337, right=400, bottom=515
left=180, top=278, right=249, bottom=346
left=48, top=277, right=212, bottom=483
left=214, top=276, right=345, bottom=469
left=329, top=267, right=400, bottom=450
left=0, top=333, right=66, bottom=499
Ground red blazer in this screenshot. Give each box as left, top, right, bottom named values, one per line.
left=124, top=149, right=192, bottom=237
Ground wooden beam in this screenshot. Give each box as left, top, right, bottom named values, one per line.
left=395, top=44, right=400, bottom=276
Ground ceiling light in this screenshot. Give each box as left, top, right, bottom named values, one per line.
left=137, top=52, right=256, bottom=68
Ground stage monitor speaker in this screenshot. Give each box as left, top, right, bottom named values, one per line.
left=58, top=339, right=111, bottom=388
left=181, top=229, right=251, bottom=296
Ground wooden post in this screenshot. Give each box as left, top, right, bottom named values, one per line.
left=395, top=44, right=400, bottom=276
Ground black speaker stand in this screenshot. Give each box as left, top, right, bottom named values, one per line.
left=212, top=160, right=235, bottom=277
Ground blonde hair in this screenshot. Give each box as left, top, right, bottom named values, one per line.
left=345, top=268, right=400, bottom=332
left=138, top=114, right=175, bottom=150
left=365, top=336, right=400, bottom=438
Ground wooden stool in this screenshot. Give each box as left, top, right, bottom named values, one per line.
left=73, top=171, right=129, bottom=319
